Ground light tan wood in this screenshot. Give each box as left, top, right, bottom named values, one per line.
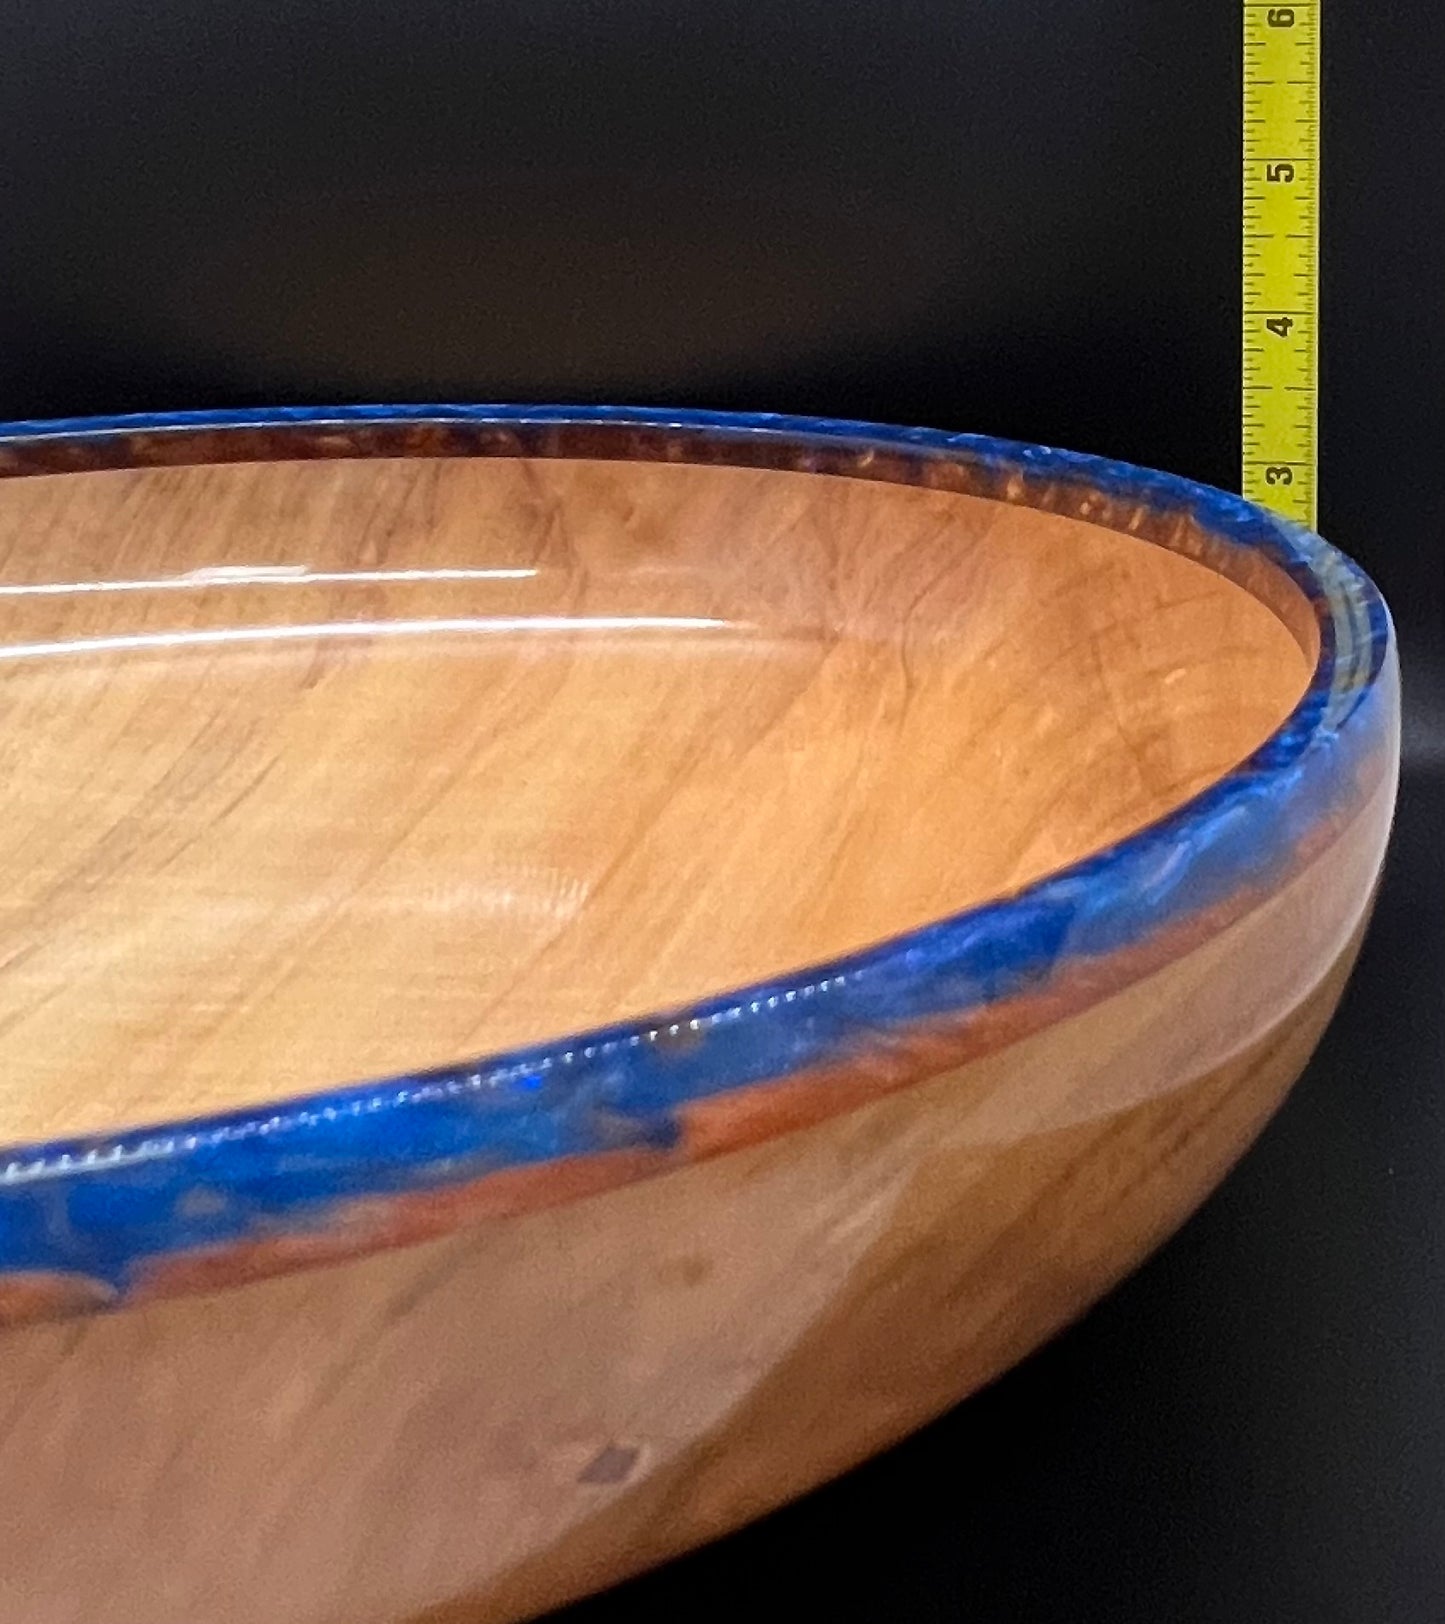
left=0, top=436, right=1395, bottom=1624
left=0, top=457, right=1309, bottom=1141
left=0, top=773, right=1392, bottom=1624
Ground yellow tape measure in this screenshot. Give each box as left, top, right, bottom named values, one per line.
left=1242, top=1, right=1320, bottom=527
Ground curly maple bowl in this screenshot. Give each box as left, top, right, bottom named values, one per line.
left=0, top=408, right=1396, bottom=1624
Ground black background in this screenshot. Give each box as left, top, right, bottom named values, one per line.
left=2, top=3, right=1442, bottom=1619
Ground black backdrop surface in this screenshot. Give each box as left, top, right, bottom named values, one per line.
left=1, top=3, right=1441, bottom=1620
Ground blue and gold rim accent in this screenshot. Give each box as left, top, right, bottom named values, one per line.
left=0, top=406, right=1397, bottom=1322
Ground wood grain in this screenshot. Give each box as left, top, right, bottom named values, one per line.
left=0, top=775, right=1389, bottom=1624
left=438, top=919, right=1370, bottom=1624
left=0, top=428, right=1393, bottom=1624
left=0, top=457, right=1307, bottom=1142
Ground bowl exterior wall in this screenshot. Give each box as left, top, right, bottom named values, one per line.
left=0, top=772, right=1393, bottom=1624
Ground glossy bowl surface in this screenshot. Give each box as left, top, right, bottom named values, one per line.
left=0, top=406, right=1397, bottom=1624
left=0, top=404, right=1396, bottom=1314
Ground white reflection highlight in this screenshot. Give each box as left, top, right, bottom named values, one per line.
left=0, top=565, right=539, bottom=597
left=0, top=616, right=739, bottom=662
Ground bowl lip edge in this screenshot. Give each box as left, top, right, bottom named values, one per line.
left=0, top=403, right=1398, bottom=1315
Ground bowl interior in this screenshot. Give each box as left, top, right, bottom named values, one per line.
left=0, top=454, right=1312, bottom=1143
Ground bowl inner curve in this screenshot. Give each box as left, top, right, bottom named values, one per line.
left=0, top=454, right=1312, bottom=1143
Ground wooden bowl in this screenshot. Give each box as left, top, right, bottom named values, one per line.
left=0, top=408, right=1396, bottom=1623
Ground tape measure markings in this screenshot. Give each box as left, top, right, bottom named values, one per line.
left=1242, top=0, right=1320, bottom=527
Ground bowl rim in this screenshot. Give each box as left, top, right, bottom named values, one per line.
left=0, top=404, right=1396, bottom=1317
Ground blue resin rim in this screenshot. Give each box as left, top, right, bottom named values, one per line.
left=0, top=406, right=1394, bottom=1300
